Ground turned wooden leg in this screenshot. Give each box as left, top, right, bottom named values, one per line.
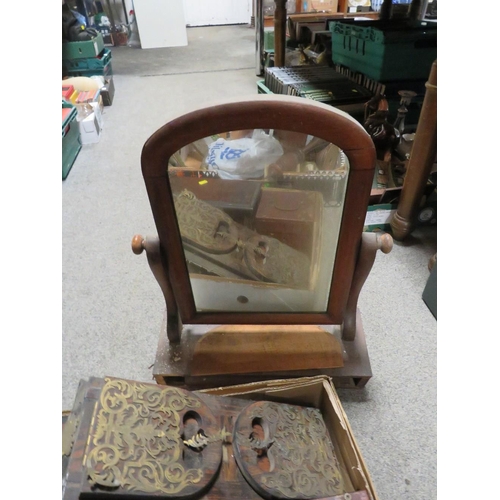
left=132, top=235, right=182, bottom=343
left=342, top=232, right=393, bottom=341
left=428, top=253, right=437, bottom=271
left=391, top=60, right=437, bottom=241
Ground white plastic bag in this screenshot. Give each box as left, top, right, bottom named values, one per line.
left=206, top=130, right=284, bottom=180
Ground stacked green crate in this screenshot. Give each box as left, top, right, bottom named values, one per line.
left=63, top=48, right=113, bottom=78
left=62, top=32, right=104, bottom=59
left=62, top=101, right=81, bottom=180
left=329, top=19, right=437, bottom=82
left=62, top=33, right=113, bottom=78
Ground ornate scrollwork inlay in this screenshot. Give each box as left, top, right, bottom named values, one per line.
left=183, top=427, right=232, bottom=451
left=174, top=190, right=311, bottom=287
left=244, top=235, right=310, bottom=287
left=174, top=189, right=239, bottom=255
left=85, top=378, right=207, bottom=495
left=234, top=402, right=345, bottom=499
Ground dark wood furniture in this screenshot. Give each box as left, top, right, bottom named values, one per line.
left=132, top=95, right=392, bottom=389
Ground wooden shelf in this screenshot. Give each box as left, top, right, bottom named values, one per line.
left=264, top=11, right=378, bottom=27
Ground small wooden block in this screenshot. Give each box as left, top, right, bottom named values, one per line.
left=254, top=187, right=323, bottom=257
left=191, top=325, right=344, bottom=377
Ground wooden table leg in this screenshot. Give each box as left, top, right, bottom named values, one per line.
left=390, top=60, right=437, bottom=241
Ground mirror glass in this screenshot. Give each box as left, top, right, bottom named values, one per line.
left=167, top=129, right=349, bottom=313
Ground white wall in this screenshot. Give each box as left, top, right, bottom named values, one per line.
left=183, top=0, right=251, bottom=26
left=104, top=0, right=251, bottom=29
left=132, top=0, right=188, bottom=48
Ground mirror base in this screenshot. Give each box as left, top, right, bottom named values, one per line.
left=153, top=309, right=372, bottom=390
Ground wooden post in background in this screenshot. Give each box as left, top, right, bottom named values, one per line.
left=255, top=0, right=265, bottom=75
left=274, top=0, right=287, bottom=67
left=390, top=60, right=437, bottom=241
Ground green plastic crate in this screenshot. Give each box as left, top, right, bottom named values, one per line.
left=264, top=28, right=275, bottom=52
left=257, top=80, right=273, bottom=94
left=330, top=20, right=437, bottom=82
left=264, top=28, right=291, bottom=52
left=63, top=48, right=112, bottom=72
left=65, top=60, right=113, bottom=79
left=62, top=33, right=105, bottom=60
left=62, top=102, right=81, bottom=180
left=62, top=100, right=77, bottom=134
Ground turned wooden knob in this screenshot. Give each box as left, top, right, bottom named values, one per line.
left=379, top=233, right=393, bottom=254
left=131, top=234, right=145, bottom=255
left=428, top=253, right=437, bottom=271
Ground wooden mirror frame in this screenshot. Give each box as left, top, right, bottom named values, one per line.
left=140, top=95, right=375, bottom=329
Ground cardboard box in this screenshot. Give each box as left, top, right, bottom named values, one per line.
left=101, top=76, right=115, bottom=106
left=76, top=91, right=104, bottom=136
left=201, top=376, right=379, bottom=500
left=304, top=0, right=338, bottom=13
left=63, top=376, right=376, bottom=500
left=86, top=94, right=104, bottom=125
left=78, top=111, right=102, bottom=145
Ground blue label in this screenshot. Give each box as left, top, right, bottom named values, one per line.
left=220, top=147, right=248, bottom=161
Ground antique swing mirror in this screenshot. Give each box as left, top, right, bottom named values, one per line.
left=132, top=95, right=392, bottom=389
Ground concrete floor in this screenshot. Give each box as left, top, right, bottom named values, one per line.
left=111, top=24, right=256, bottom=77
left=62, top=24, right=437, bottom=500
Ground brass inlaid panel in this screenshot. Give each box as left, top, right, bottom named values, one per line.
left=244, top=235, right=310, bottom=287
left=173, top=189, right=311, bottom=288
left=233, top=401, right=346, bottom=499
left=83, top=378, right=222, bottom=497
left=174, top=189, right=239, bottom=255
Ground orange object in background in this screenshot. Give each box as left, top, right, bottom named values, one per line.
left=62, top=107, right=72, bottom=124
left=62, top=84, right=74, bottom=100
left=75, top=89, right=98, bottom=104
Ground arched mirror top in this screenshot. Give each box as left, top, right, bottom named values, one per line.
left=140, top=96, right=376, bottom=324
left=142, top=95, right=375, bottom=179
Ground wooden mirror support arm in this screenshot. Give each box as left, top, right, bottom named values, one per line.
left=342, top=232, right=393, bottom=341
left=132, top=234, right=182, bottom=343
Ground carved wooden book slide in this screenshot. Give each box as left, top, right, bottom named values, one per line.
left=62, top=377, right=370, bottom=500
left=233, top=401, right=345, bottom=499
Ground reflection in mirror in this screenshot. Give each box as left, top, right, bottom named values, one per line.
left=168, top=129, right=349, bottom=313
